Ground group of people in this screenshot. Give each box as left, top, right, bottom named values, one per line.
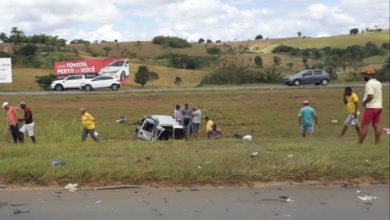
left=298, top=67, right=383, bottom=144
left=173, top=104, right=222, bottom=139
left=2, top=101, right=36, bottom=144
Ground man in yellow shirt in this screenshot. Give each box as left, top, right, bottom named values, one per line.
left=80, top=108, right=99, bottom=142
left=204, top=116, right=214, bottom=138
left=340, top=87, right=360, bottom=137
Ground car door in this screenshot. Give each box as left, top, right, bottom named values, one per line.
left=63, top=75, right=82, bottom=89
left=92, top=76, right=108, bottom=89
left=301, top=70, right=313, bottom=84
left=313, top=69, right=323, bottom=83
left=137, top=118, right=156, bottom=140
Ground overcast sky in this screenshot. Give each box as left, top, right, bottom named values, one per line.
left=0, top=0, right=388, bottom=42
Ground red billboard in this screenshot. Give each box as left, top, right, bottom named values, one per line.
left=54, top=58, right=130, bottom=83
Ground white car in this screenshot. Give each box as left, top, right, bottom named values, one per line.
left=51, top=75, right=87, bottom=91
left=80, top=75, right=121, bottom=91
left=98, top=60, right=129, bottom=81
left=136, top=115, right=185, bottom=141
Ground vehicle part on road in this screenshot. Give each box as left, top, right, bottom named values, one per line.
left=51, top=160, right=66, bottom=167
left=250, top=152, right=258, bottom=157
left=116, top=116, right=128, bottom=124
left=64, top=183, right=79, bottom=192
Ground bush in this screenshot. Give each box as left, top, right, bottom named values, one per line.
left=254, top=55, right=263, bottom=68
left=272, top=45, right=294, bottom=53
left=206, top=46, right=221, bottom=55
left=155, top=53, right=216, bottom=69
left=152, top=36, right=191, bottom=48
left=35, top=73, right=56, bottom=90
left=17, top=44, right=37, bottom=56
left=200, top=65, right=262, bottom=85
left=262, top=68, right=283, bottom=83
left=174, top=76, right=182, bottom=86
left=377, top=56, right=390, bottom=82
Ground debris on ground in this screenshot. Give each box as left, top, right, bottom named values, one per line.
left=357, top=195, right=377, bottom=202
left=331, top=119, right=338, bottom=124
left=242, top=134, right=253, bottom=142
left=116, top=116, right=128, bottom=124
left=288, top=154, right=293, bottom=159
left=280, top=195, right=294, bottom=203
left=0, top=184, right=6, bottom=188
left=204, top=161, right=212, bottom=165
left=94, top=200, right=103, bottom=204
left=51, top=160, right=66, bottom=167
left=13, top=210, right=30, bottom=215
left=250, top=152, right=258, bottom=158
left=85, top=185, right=142, bottom=190
left=64, top=183, right=78, bottom=192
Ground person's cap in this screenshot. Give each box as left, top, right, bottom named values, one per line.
left=20, top=101, right=26, bottom=105
left=303, top=100, right=309, bottom=104
left=361, top=67, right=376, bottom=74
left=2, top=102, right=8, bottom=108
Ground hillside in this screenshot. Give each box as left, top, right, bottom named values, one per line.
left=0, top=30, right=388, bottom=90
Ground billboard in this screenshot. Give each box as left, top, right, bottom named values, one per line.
left=0, top=58, right=12, bottom=83
left=54, top=58, right=129, bottom=82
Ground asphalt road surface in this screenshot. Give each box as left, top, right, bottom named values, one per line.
left=0, top=184, right=388, bottom=220
left=1, top=83, right=378, bottom=96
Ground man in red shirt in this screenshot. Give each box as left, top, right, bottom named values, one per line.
left=2, top=102, right=21, bottom=144
left=19, top=102, right=36, bottom=144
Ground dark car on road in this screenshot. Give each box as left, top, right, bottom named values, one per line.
left=283, top=69, right=330, bottom=86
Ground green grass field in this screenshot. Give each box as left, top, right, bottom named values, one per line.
left=0, top=87, right=388, bottom=186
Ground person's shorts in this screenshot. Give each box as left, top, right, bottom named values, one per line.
left=192, top=123, right=200, bottom=133
left=362, top=108, right=382, bottom=125
left=301, top=125, right=314, bottom=134
left=344, top=113, right=360, bottom=127
left=19, top=122, right=35, bottom=137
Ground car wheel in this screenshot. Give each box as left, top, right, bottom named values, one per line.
left=111, top=84, right=119, bottom=91
left=120, top=71, right=125, bottom=81
left=293, top=80, right=301, bottom=86
left=55, top=84, right=64, bottom=91
left=84, top=84, right=93, bottom=91
left=321, top=79, right=329, bottom=85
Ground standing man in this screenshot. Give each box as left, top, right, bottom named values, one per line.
left=173, top=104, right=182, bottom=123
left=359, top=67, right=382, bottom=144
left=340, top=87, right=360, bottom=137
left=192, top=106, right=202, bottom=137
left=298, top=100, right=318, bottom=138
left=80, top=108, right=99, bottom=142
left=2, top=102, right=20, bottom=144
left=181, top=103, right=192, bottom=135
left=18, top=102, right=36, bottom=144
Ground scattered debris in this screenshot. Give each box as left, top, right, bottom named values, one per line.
left=204, top=161, right=212, bottom=165
left=51, top=160, right=66, bottom=167
left=145, top=157, right=151, bottom=161
left=331, top=119, right=338, bottom=124
left=0, top=184, right=6, bottom=188
left=198, top=166, right=202, bottom=169
left=176, top=189, right=183, bottom=192
left=357, top=195, right=377, bottom=202
left=116, top=116, right=128, bottom=124
left=90, top=185, right=142, bottom=190
left=94, top=200, right=103, bottom=204
left=135, top=159, right=143, bottom=164
left=356, top=190, right=362, bottom=194
left=287, top=154, right=293, bottom=159
left=250, top=152, right=258, bottom=158
left=94, top=131, right=99, bottom=137
left=142, top=199, right=150, bottom=206
left=190, top=188, right=199, bottom=192
left=13, top=210, right=30, bottom=215
left=64, top=183, right=78, bottom=192
left=280, top=195, right=294, bottom=203
left=243, top=134, right=253, bottom=142
left=320, top=202, right=328, bottom=205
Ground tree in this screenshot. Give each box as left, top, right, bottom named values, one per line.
left=382, top=42, right=390, bottom=50
left=174, top=76, right=182, bottom=86
left=103, top=46, right=112, bottom=56
left=0, top=32, right=7, bottom=42
left=206, top=39, right=213, bottom=43
left=17, top=44, right=38, bottom=56
left=35, top=73, right=56, bottom=90
left=206, top=46, right=221, bottom=55
left=297, top=31, right=302, bottom=38
left=349, top=28, right=359, bottom=35
left=254, top=55, right=263, bottom=68
left=198, top=38, right=205, bottom=44
left=134, top=66, right=159, bottom=88
left=272, top=56, right=281, bottom=66
left=255, top=34, right=263, bottom=40
left=9, top=26, right=25, bottom=43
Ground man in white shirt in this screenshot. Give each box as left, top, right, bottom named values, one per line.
left=358, top=67, right=383, bottom=144
left=191, top=106, right=202, bottom=137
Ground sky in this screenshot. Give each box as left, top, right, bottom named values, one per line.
left=0, top=0, right=389, bottom=42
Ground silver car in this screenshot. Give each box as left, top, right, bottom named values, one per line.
left=283, top=69, right=330, bottom=86
left=136, top=115, right=185, bottom=141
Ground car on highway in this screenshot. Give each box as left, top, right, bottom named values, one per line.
left=136, top=115, right=185, bottom=141
left=80, top=75, right=121, bottom=91
left=283, top=69, right=330, bottom=86
left=51, top=75, right=87, bottom=91
left=98, top=59, right=129, bottom=81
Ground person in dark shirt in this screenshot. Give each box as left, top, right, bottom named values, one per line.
left=18, top=102, right=36, bottom=144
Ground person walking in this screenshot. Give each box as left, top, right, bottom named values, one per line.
left=80, top=108, right=99, bottom=142
left=191, top=106, right=202, bottom=137
left=358, top=67, right=383, bottom=144
left=298, top=100, right=318, bottom=138
left=181, top=103, right=192, bottom=135
left=2, top=102, right=21, bottom=144
left=340, top=87, right=360, bottom=137
left=18, top=102, right=36, bottom=144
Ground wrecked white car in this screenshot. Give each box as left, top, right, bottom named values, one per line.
left=136, top=115, right=185, bottom=141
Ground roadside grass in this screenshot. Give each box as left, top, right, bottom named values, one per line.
left=0, top=87, right=388, bottom=185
